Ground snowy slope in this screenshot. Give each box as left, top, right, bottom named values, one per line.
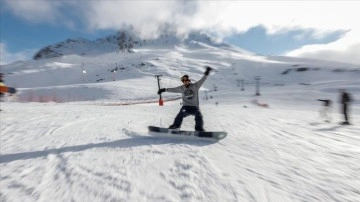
left=2, top=40, right=359, bottom=104
left=1, top=35, right=360, bottom=202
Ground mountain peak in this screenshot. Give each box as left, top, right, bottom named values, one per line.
left=33, top=30, right=226, bottom=60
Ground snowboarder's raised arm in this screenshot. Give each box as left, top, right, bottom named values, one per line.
left=194, top=66, right=212, bottom=89
left=158, top=86, right=183, bottom=95
left=193, top=74, right=207, bottom=89
left=165, top=86, right=183, bottom=93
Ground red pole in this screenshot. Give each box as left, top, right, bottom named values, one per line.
left=155, top=75, right=164, bottom=106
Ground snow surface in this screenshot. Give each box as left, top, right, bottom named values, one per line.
left=1, top=42, right=360, bottom=202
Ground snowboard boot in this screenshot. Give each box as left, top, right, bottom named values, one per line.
left=195, top=128, right=205, bottom=132
left=169, top=125, right=180, bottom=130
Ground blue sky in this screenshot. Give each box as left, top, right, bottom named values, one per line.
left=1, top=11, right=115, bottom=53
left=225, top=26, right=345, bottom=56
left=1, top=0, right=359, bottom=65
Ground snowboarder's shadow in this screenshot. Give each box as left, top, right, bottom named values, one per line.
left=314, top=125, right=343, bottom=132
left=0, top=135, right=215, bottom=164
left=309, top=122, right=322, bottom=126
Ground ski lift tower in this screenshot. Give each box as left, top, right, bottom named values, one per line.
left=254, top=76, right=261, bottom=96
left=81, top=63, right=87, bottom=82
left=236, top=79, right=245, bottom=91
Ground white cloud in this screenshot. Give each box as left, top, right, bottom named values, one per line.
left=80, top=1, right=200, bottom=38
left=4, top=0, right=61, bottom=23
left=286, top=30, right=360, bottom=65
left=3, top=0, right=360, bottom=64
left=4, top=1, right=359, bottom=37
left=3, top=0, right=77, bottom=28
left=0, top=43, right=35, bottom=65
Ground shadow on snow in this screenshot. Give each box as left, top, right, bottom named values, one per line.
left=0, top=135, right=216, bottom=164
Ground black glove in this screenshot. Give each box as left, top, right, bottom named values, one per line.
left=158, top=88, right=166, bottom=95
left=204, top=66, right=212, bottom=75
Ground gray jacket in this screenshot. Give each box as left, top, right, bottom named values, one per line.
left=166, top=75, right=208, bottom=107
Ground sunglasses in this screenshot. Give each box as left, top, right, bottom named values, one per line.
left=182, top=79, right=190, bottom=83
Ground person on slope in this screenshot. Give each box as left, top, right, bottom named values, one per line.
left=339, top=89, right=353, bottom=125
left=158, top=66, right=212, bottom=131
left=0, top=73, right=4, bottom=100
left=317, top=99, right=332, bottom=122
left=0, top=73, right=17, bottom=111
left=0, top=73, right=16, bottom=101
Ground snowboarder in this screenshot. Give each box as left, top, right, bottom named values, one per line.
left=0, top=73, right=4, bottom=100
left=339, top=89, right=352, bottom=125
left=0, top=73, right=17, bottom=111
left=0, top=73, right=16, bottom=100
left=317, top=99, right=332, bottom=122
left=157, top=66, right=212, bottom=131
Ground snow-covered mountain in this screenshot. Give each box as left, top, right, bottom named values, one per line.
left=1, top=31, right=359, bottom=104
left=32, top=30, right=230, bottom=60
left=1, top=31, right=360, bottom=202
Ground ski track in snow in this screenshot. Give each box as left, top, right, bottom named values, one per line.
left=1, top=101, right=359, bottom=202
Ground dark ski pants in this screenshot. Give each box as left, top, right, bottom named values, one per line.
left=171, top=106, right=204, bottom=131
left=343, top=104, right=349, bottom=123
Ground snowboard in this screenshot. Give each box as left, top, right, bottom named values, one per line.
left=148, top=126, right=227, bottom=140
left=0, top=86, right=16, bottom=94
